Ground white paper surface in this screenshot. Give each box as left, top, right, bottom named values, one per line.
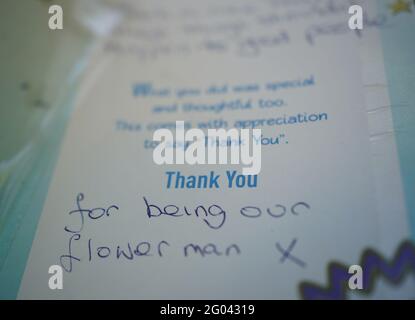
left=19, top=0, right=410, bottom=299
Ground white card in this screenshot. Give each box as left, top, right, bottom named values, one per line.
left=20, top=0, right=402, bottom=299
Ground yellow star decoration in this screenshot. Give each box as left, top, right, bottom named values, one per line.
left=389, top=0, right=412, bottom=15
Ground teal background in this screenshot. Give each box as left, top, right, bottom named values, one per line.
left=379, top=0, right=415, bottom=242
left=0, top=0, right=90, bottom=299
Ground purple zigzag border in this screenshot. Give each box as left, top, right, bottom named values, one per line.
left=299, top=240, right=415, bottom=300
